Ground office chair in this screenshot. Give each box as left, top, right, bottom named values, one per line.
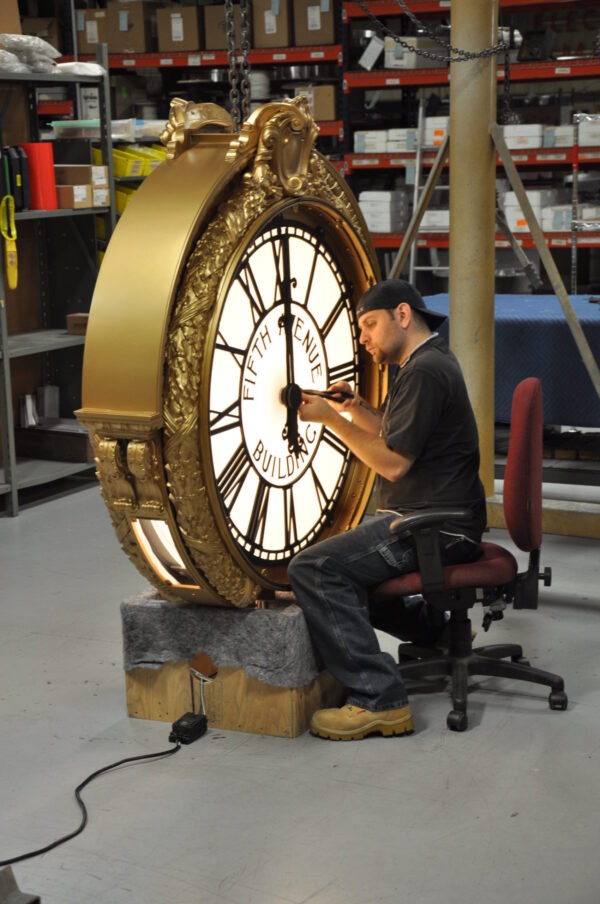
left=370, top=377, right=567, bottom=731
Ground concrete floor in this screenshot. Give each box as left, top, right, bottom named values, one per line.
left=1, top=484, right=600, bottom=904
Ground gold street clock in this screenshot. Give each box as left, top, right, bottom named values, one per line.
left=77, top=97, right=383, bottom=607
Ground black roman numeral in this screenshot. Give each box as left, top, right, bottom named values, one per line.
left=215, top=331, right=246, bottom=370
left=237, top=262, right=267, bottom=324
left=321, top=295, right=348, bottom=339
left=328, top=359, right=358, bottom=384
left=216, top=443, right=251, bottom=507
left=283, top=486, right=298, bottom=548
left=247, top=480, right=270, bottom=548
left=308, top=465, right=329, bottom=511
left=209, top=400, right=241, bottom=436
left=321, top=427, right=348, bottom=459
left=303, top=245, right=318, bottom=307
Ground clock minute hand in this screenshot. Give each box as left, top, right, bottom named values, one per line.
left=277, top=234, right=304, bottom=458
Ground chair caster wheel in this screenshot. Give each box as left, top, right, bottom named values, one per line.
left=447, top=710, right=468, bottom=731
left=549, top=691, right=568, bottom=710
left=511, top=655, right=530, bottom=666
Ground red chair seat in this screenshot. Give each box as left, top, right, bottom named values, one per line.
left=371, top=542, right=518, bottom=600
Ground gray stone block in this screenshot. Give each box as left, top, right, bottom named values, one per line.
left=121, top=590, right=320, bottom=688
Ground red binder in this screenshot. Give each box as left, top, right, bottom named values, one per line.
left=20, top=142, right=57, bottom=210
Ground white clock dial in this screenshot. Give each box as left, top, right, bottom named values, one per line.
left=207, top=218, right=360, bottom=563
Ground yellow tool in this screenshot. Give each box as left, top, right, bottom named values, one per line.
left=1, top=194, right=18, bottom=290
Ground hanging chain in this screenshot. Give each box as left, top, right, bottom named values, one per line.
left=354, top=0, right=507, bottom=64
left=225, top=0, right=251, bottom=131
left=239, top=0, right=251, bottom=124
left=225, top=0, right=241, bottom=131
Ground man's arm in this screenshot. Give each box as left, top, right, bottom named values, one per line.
left=326, top=381, right=383, bottom=435
left=299, top=394, right=414, bottom=483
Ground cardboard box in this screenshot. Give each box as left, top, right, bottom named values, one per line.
left=107, top=1, right=153, bottom=54
left=293, top=0, right=335, bottom=46
left=66, top=313, right=90, bottom=335
left=0, top=0, right=21, bottom=34
left=253, top=0, right=291, bottom=49
left=21, top=18, right=61, bottom=53
left=384, top=36, right=443, bottom=70
left=76, top=9, right=108, bottom=55
left=55, top=164, right=109, bottom=187
left=204, top=5, right=243, bottom=51
left=56, top=184, right=93, bottom=210
left=157, top=6, right=202, bottom=52
left=294, top=85, right=336, bottom=121
left=92, top=187, right=110, bottom=208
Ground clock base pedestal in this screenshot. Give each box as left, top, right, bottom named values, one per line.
left=121, top=591, right=344, bottom=738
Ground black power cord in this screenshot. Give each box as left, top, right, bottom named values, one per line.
left=0, top=742, right=180, bottom=867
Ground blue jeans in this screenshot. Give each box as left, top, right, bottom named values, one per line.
left=288, top=513, right=479, bottom=711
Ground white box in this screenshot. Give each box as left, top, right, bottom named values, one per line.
left=542, top=205, right=572, bottom=232
left=581, top=204, right=600, bottom=222
left=420, top=209, right=449, bottom=230
left=504, top=189, right=564, bottom=208
left=424, top=116, right=449, bottom=147
left=503, top=123, right=543, bottom=149
left=579, top=120, right=600, bottom=147
left=386, top=127, right=418, bottom=151
left=543, top=125, right=574, bottom=148
left=504, top=205, right=537, bottom=232
left=384, top=36, right=444, bottom=70
left=353, top=130, right=388, bottom=153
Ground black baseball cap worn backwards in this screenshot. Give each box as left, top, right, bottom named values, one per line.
left=356, top=278, right=447, bottom=330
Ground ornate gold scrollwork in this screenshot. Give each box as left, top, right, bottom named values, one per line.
left=127, top=439, right=167, bottom=514
left=161, top=99, right=234, bottom=160
left=226, top=97, right=318, bottom=195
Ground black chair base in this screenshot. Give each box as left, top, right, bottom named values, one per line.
left=397, top=612, right=568, bottom=731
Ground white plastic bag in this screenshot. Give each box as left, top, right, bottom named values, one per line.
left=0, top=33, right=61, bottom=61
left=0, top=49, right=29, bottom=73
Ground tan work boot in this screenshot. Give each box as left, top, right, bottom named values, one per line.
left=310, top=703, right=414, bottom=741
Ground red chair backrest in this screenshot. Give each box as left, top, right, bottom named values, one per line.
left=503, top=377, right=543, bottom=552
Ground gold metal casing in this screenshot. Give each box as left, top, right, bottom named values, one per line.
left=78, top=98, right=382, bottom=606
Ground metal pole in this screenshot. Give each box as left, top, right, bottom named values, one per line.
left=449, top=0, right=499, bottom=497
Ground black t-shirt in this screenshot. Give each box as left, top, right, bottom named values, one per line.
left=376, top=334, right=486, bottom=541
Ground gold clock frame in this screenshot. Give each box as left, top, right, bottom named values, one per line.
left=77, top=98, right=383, bottom=607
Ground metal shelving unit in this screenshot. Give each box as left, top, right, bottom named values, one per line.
left=0, top=60, right=114, bottom=515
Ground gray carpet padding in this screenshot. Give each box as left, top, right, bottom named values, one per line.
left=121, top=590, right=320, bottom=688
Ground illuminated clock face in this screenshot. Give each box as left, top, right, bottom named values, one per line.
left=207, top=218, right=360, bottom=563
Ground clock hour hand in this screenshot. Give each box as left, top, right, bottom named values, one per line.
left=280, top=384, right=305, bottom=458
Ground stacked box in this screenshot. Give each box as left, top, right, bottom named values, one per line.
left=294, top=0, right=335, bottom=46
left=503, top=124, right=544, bottom=149
left=421, top=209, right=449, bottom=231
left=107, top=1, right=154, bottom=53
left=543, top=125, right=575, bottom=148
left=384, top=36, right=444, bottom=70
left=353, top=130, right=388, bottom=153
left=253, top=0, right=291, bottom=49
left=504, top=188, right=568, bottom=232
left=424, top=116, right=448, bottom=147
left=157, top=6, right=202, bottom=52
left=294, top=85, right=336, bottom=121
left=579, top=119, right=600, bottom=147
left=542, top=205, right=572, bottom=232
left=359, top=190, right=411, bottom=233
left=387, top=128, right=418, bottom=152
left=76, top=9, right=107, bottom=54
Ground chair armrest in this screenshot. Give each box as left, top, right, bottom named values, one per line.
left=389, top=508, right=473, bottom=536
left=388, top=508, right=473, bottom=595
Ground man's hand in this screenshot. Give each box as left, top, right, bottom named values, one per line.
left=298, top=391, right=336, bottom=425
